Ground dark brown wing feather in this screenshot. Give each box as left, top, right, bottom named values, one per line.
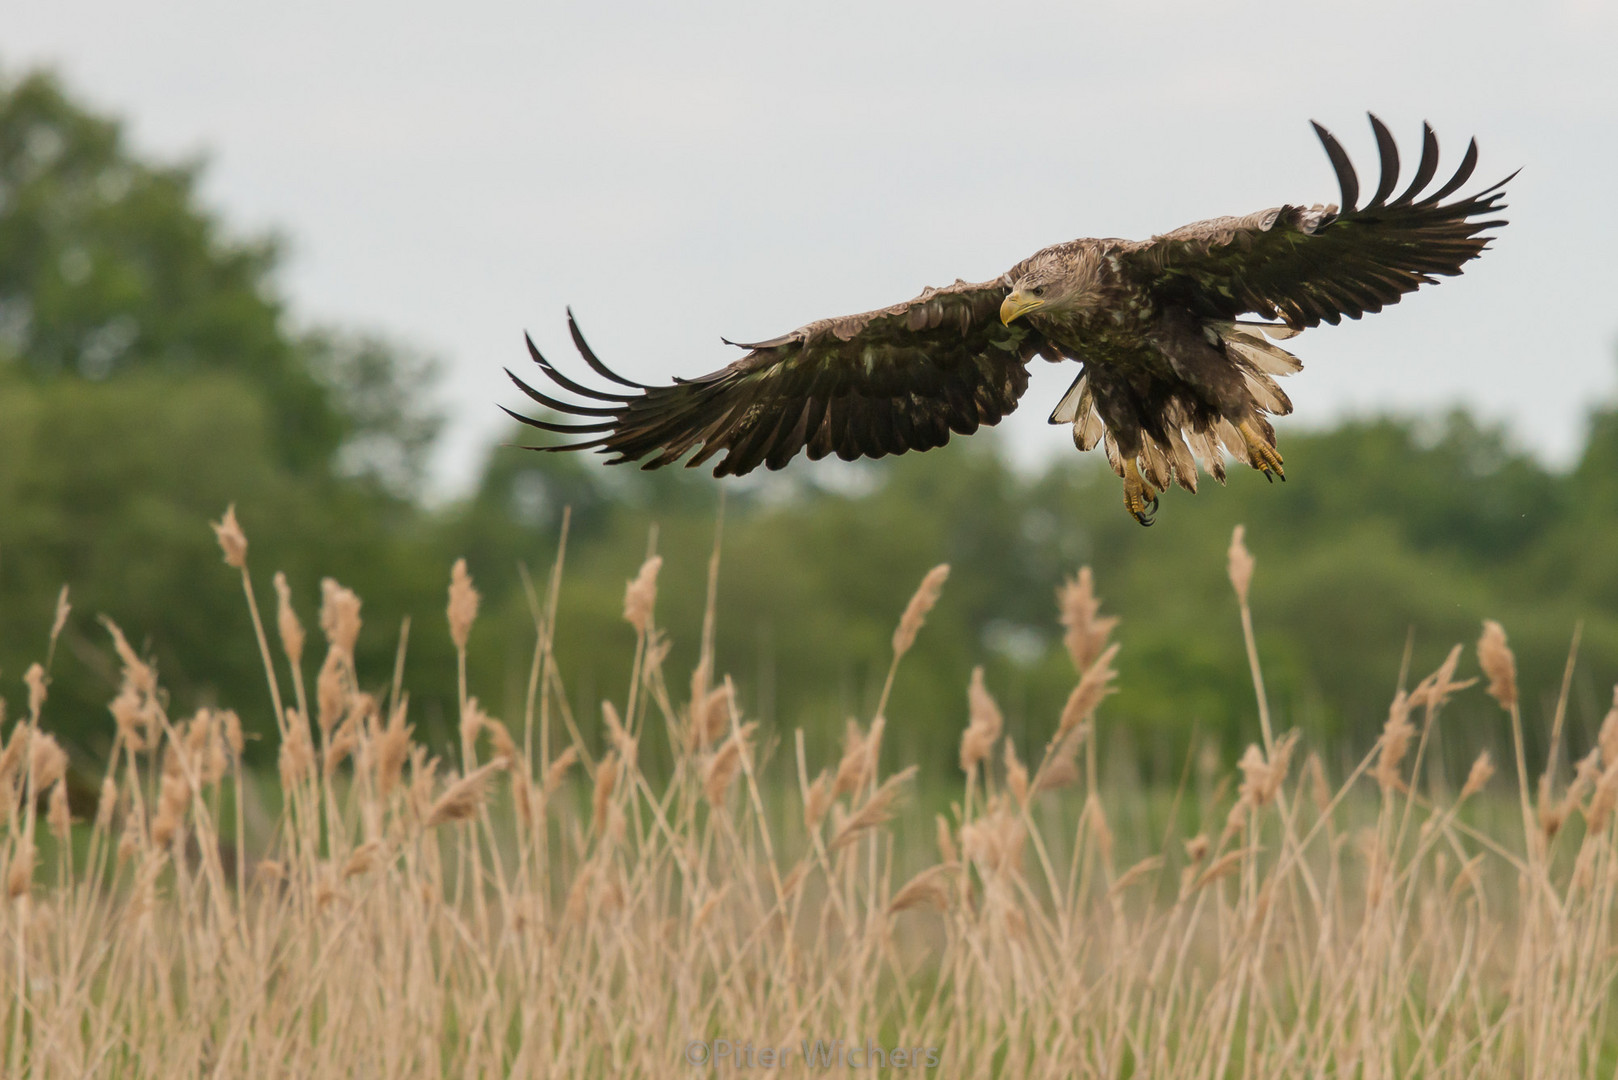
left=507, top=281, right=1044, bottom=476
left=1119, top=115, right=1514, bottom=328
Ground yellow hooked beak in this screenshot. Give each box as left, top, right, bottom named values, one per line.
left=999, top=290, right=1044, bottom=325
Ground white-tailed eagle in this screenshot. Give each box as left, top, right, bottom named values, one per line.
left=506, top=116, right=1512, bottom=525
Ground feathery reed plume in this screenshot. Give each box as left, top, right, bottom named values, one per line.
left=100, top=617, right=157, bottom=698
left=150, top=768, right=190, bottom=848
left=7, top=841, right=36, bottom=898
left=47, top=781, right=71, bottom=840
left=593, top=752, right=621, bottom=830
left=889, top=863, right=957, bottom=914
left=1109, top=855, right=1165, bottom=898
left=1588, top=762, right=1618, bottom=834
left=1004, top=739, right=1029, bottom=808
left=478, top=709, right=519, bottom=766
left=623, top=555, right=663, bottom=634
left=1056, top=643, right=1120, bottom=738
left=1227, top=525, right=1254, bottom=606
left=961, top=795, right=1025, bottom=875
left=1037, top=726, right=1085, bottom=793
left=342, top=840, right=383, bottom=879
left=704, top=723, right=757, bottom=807
left=563, top=863, right=596, bottom=925
left=30, top=731, right=68, bottom=792
left=544, top=746, right=579, bottom=796
left=804, top=770, right=833, bottom=831
left=829, top=766, right=917, bottom=851
left=323, top=716, right=360, bottom=776
left=95, top=776, right=118, bottom=831
left=1477, top=620, right=1517, bottom=710
left=375, top=696, right=413, bottom=797
left=49, top=585, right=70, bottom=647
left=833, top=718, right=883, bottom=797
left=211, top=504, right=248, bottom=569
left=689, top=684, right=731, bottom=751
left=315, top=651, right=347, bottom=737
left=25, top=663, right=46, bottom=719
left=1192, top=848, right=1252, bottom=892
left=1374, top=691, right=1417, bottom=793
left=959, top=666, right=1003, bottom=775
left=272, top=571, right=306, bottom=667
left=319, top=578, right=363, bottom=662
left=1408, top=645, right=1475, bottom=712
left=892, top=564, right=949, bottom=658
left=1057, top=567, right=1118, bottom=672
left=693, top=885, right=732, bottom=931
left=601, top=700, right=636, bottom=766
left=446, top=558, right=480, bottom=651
left=425, top=761, right=507, bottom=828
left=278, top=714, right=315, bottom=788
left=1599, top=685, right=1618, bottom=767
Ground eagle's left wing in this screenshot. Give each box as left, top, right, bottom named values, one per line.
left=505, top=279, right=1044, bottom=477
left=1117, top=116, right=1513, bottom=328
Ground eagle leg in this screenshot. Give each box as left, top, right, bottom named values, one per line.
left=1122, top=460, right=1159, bottom=527
left=1238, top=420, right=1286, bottom=482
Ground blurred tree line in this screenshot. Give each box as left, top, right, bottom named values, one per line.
left=3, top=67, right=1616, bottom=785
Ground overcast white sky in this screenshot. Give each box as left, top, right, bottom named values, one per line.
left=9, top=0, right=1617, bottom=495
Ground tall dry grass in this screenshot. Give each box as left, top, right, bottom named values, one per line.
left=1, top=507, right=1616, bottom=1077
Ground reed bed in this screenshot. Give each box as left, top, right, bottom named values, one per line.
left=1, top=507, right=1615, bottom=1078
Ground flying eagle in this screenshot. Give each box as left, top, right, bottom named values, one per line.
left=507, top=116, right=1512, bottom=525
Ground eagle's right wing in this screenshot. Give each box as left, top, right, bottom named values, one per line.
left=506, top=278, right=1044, bottom=477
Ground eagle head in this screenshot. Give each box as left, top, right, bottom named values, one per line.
left=1000, top=249, right=1097, bottom=326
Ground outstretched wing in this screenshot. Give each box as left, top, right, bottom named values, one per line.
left=1118, top=115, right=1514, bottom=328
left=506, top=279, right=1044, bottom=476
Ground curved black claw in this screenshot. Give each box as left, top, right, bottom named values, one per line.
left=1262, top=469, right=1275, bottom=484
left=1133, top=495, right=1159, bottom=527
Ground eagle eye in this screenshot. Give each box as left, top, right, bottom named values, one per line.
left=1032, top=285, right=1046, bottom=297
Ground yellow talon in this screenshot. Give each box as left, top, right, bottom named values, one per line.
left=1122, top=460, right=1159, bottom=526
left=1239, top=420, right=1285, bottom=482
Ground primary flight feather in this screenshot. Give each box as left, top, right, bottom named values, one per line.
left=507, top=115, right=1513, bottom=525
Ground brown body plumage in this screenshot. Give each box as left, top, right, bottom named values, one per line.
left=507, top=116, right=1512, bottom=524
